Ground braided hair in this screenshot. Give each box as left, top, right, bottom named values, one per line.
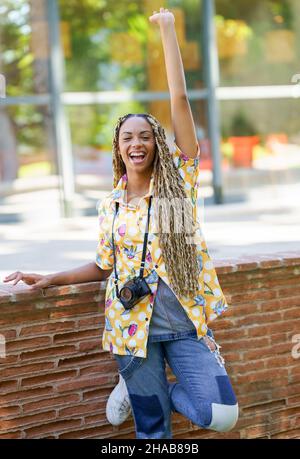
left=112, top=113, right=200, bottom=297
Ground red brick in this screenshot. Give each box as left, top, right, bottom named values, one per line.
left=78, top=339, right=102, bottom=352
left=21, top=370, right=77, bottom=388
left=208, top=319, right=234, bottom=330
left=269, top=406, right=300, bottom=422
left=235, top=261, right=260, bottom=272
left=236, top=413, right=269, bottom=430
left=20, top=345, right=76, bottom=361
left=0, top=311, right=49, bottom=326
left=0, top=380, right=18, bottom=394
left=234, top=368, right=288, bottom=385
left=289, top=366, right=300, bottom=383
left=243, top=342, right=291, bottom=361
left=230, top=289, right=274, bottom=304
left=234, top=311, right=282, bottom=327
left=56, top=375, right=112, bottom=393
left=23, top=394, right=81, bottom=413
left=0, top=405, right=22, bottom=418
left=272, top=382, right=300, bottom=398
left=82, top=388, right=111, bottom=401
left=225, top=336, right=270, bottom=351
left=1, top=362, right=55, bottom=379
left=50, top=304, right=97, bottom=319
left=286, top=395, right=300, bottom=406
left=285, top=307, right=300, bottom=320
left=0, top=302, right=37, bottom=315
left=80, top=361, right=116, bottom=377
left=0, top=431, right=23, bottom=439
left=57, top=351, right=103, bottom=368
left=267, top=321, right=293, bottom=333
left=242, top=399, right=286, bottom=415
left=0, top=410, right=56, bottom=432
left=231, top=359, right=265, bottom=374
left=59, top=400, right=104, bottom=417
left=84, top=411, right=107, bottom=425
left=218, top=351, right=241, bottom=363
left=1, top=259, right=299, bottom=439
left=259, top=299, right=286, bottom=312
left=286, top=321, right=300, bottom=336
left=0, top=387, right=53, bottom=406
left=6, top=336, right=51, bottom=353
left=242, top=423, right=270, bottom=439
left=268, top=336, right=291, bottom=348
left=214, top=264, right=238, bottom=274
left=238, top=377, right=289, bottom=395
left=236, top=392, right=273, bottom=407
left=53, top=328, right=100, bottom=344
left=0, top=329, right=17, bottom=340
left=225, top=303, right=258, bottom=316
left=271, top=428, right=300, bottom=439
left=259, top=259, right=284, bottom=269
left=212, top=328, right=247, bottom=341
left=58, top=424, right=111, bottom=439
left=276, top=285, right=300, bottom=297
left=25, top=418, right=82, bottom=438
left=77, top=316, right=103, bottom=328
left=52, top=293, right=99, bottom=308
left=280, top=254, right=300, bottom=266
left=264, top=355, right=292, bottom=369
left=20, top=320, right=76, bottom=337
left=247, top=324, right=272, bottom=337
left=0, top=354, right=18, bottom=364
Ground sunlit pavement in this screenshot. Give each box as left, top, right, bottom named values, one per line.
left=0, top=182, right=299, bottom=282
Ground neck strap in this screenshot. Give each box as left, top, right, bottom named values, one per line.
left=111, top=196, right=152, bottom=297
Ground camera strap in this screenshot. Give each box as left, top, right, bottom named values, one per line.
left=111, top=195, right=153, bottom=298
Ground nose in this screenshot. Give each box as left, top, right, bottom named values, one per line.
left=131, top=136, right=143, bottom=148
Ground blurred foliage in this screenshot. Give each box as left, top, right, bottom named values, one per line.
left=230, top=110, right=257, bottom=137
left=1, top=0, right=299, bottom=156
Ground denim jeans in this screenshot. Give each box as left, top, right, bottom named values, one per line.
left=113, top=329, right=239, bottom=439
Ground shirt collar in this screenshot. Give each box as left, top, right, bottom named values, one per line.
left=111, top=172, right=154, bottom=206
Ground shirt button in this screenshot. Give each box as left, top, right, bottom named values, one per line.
left=155, top=264, right=158, bottom=268
left=145, top=317, right=148, bottom=321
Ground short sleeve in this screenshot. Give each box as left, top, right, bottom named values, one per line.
left=95, top=197, right=114, bottom=270
left=171, top=142, right=200, bottom=207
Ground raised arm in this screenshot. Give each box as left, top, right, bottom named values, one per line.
left=149, top=7, right=199, bottom=158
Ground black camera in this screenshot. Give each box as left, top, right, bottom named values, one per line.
left=118, top=277, right=151, bottom=310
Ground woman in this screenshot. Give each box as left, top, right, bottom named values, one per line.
left=4, top=8, right=238, bottom=439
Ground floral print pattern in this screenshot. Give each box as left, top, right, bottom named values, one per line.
left=96, top=143, right=229, bottom=358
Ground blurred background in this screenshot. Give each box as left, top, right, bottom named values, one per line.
left=0, top=0, right=300, bottom=280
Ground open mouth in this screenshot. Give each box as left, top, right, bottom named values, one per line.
left=129, top=152, right=146, bottom=164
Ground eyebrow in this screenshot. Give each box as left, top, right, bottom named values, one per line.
left=121, top=130, right=152, bottom=135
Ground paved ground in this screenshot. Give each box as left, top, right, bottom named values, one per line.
left=0, top=181, right=299, bottom=283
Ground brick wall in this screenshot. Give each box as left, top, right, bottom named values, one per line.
left=0, top=251, right=299, bottom=439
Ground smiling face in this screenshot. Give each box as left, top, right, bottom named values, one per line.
left=118, top=116, right=156, bottom=174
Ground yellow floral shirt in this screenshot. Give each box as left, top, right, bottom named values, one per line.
left=95, top=143, right=229, bottom=358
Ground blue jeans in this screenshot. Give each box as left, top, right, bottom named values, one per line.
left=113, top=330, right=239, bottom=439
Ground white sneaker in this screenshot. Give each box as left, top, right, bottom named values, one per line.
left=106, top=374, right=132, bottom=426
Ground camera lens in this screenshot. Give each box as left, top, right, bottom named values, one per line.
left=120, top=287, right=133, bottom=301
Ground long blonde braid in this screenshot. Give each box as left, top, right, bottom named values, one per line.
left=112, top=113, right=200, bottom=297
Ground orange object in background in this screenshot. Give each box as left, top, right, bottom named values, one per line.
left=228, top=136, right=260, bottom=168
